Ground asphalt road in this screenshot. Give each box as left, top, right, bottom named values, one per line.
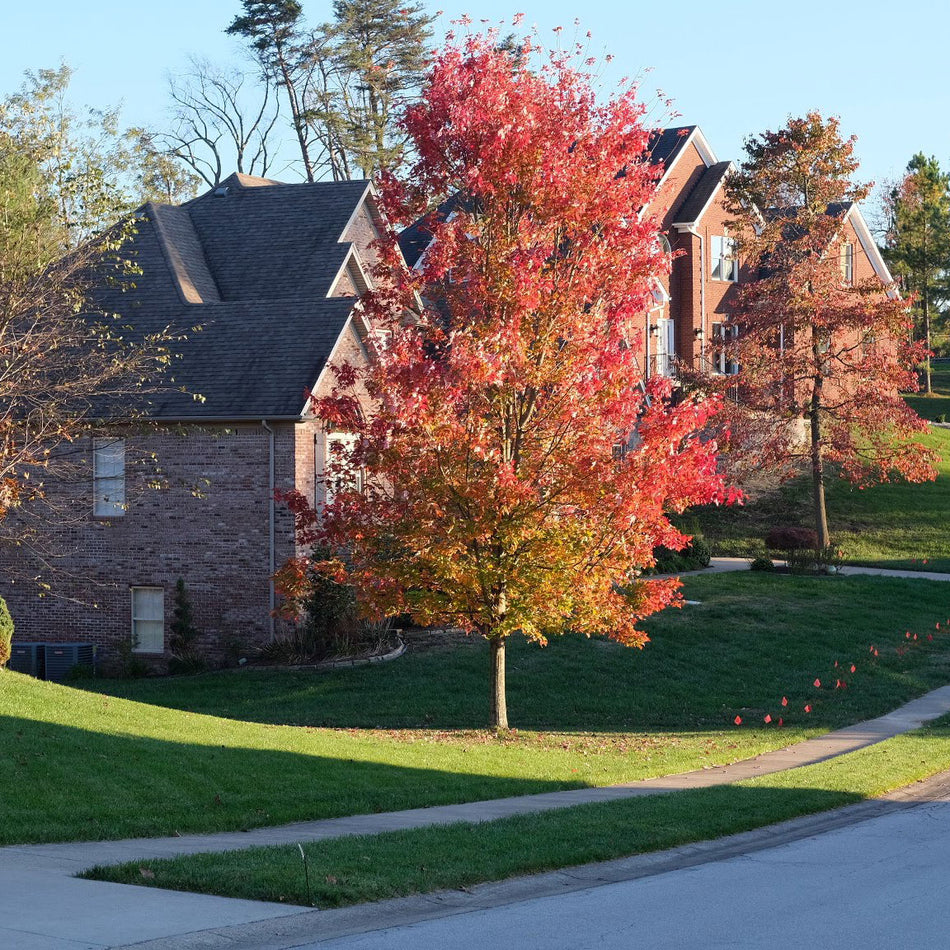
left=309, top=792, right=950, bottom=950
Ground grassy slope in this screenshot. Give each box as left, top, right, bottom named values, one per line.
left=4, top=574, right=949, bottom=845
left=87, top=716, right=950, bottom=908
left=692, top=416, right=950, bottom=573
left=903, top=365, right=950, bottom=421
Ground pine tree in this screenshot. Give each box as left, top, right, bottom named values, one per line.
left=883, top=153, right=950, bottom=393
left=329, top=0, right=434, bottom=177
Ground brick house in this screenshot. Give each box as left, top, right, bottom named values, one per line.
left=2, top=128, right=897, bottom=668
left=642, top=126, right=896, bottom=380
left=1, top=173, right=382, bottom=667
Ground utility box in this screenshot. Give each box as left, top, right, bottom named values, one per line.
left=8, top=642, right=46, bottom=678
left=43, top=643, right=95, bottom=682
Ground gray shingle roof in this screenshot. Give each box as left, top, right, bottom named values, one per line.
left=399, top=129, right=699, bottom=266
left=397, top=193, right=471, bottom=268
left=672, top=161, right=732, bottom=225
left=91, top=174, right=371, bottom=420
left=647, top=126, right=696, bottom=168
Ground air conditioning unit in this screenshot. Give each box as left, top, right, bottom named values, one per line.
left=8, top=642, right=46, bottom=678
left=43, top=643, right=95, bottom=682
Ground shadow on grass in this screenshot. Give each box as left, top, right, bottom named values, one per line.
left=0, top=715, right=576, bottom=846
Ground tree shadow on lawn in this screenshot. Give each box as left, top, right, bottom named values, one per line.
left=0, top=715, right=579, bottom=847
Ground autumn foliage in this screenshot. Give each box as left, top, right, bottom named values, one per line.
left=277, top=29, right=730, bottom=728
left=723, top=112, right=937, bottom=546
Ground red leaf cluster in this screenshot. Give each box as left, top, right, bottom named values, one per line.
left=278, top=31, right=727, bottom=650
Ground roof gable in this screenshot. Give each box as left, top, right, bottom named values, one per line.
left=90, top=176, right=378, bottom=420
left=672, top=161, right=734, bottom=227
left=184, top=176, right=370, bottom=301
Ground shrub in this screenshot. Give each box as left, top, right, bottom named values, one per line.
left=651, top=535, right=712, bottom=574
left=110, top=639, right=150, bottom=678
left=765, top=524, right=819, bottom=552
left=0, top=597, right=12, bottom=668
left=786, top=545, right=845, bottom=575
left=168, top=578, right=205, bottom=675
left=936, top=413, right=947, bottom=424
left=263, top=552, right=396, bottom=664
left=750, top=555, right=775, bottom=572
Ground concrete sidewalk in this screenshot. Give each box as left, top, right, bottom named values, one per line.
left=703, top=556, right=950, bottom=582
left=4, top=684, right=950, bottom=949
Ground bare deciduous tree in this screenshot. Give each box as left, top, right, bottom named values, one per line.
left=163, top=57, right=282, bottom=187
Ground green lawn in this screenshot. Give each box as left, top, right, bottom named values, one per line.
left=692, top=425, right=950, bottom=572
left=904, top=364, right=950, bottom=421
left=3, top=573, right=948, bottom=845
left=86, top=715, right=950, bottom=908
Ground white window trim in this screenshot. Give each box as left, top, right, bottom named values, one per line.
left=93, top=437, right=126, bottom=517
left=131, top=586, right=164, bottom=654
left=324, top=432, right=363, bottom=505
left=840, top=242, right=854, bottom=284
left=711, top=235, right=739, bottom=283
left=712, top=322, right=740, bottom=376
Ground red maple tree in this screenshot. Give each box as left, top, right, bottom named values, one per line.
left=278, top=29, right=731, bottom=729
left=723, top=112, right=937, bottom=547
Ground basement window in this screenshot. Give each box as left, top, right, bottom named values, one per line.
left=93, top=438, right=126, bottom=517
left=131, top=587, right=164, bottom=653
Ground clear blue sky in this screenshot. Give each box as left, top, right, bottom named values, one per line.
left=2, top=0, right=946, bottom=221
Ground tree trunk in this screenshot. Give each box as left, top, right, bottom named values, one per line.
left=489, top=636, right=508, bottom=731
left=923, top=291, right=933, bottom=395
left=809, top=406, right=830, bottom=549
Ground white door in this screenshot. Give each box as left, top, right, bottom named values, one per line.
left=656, top=318, right=675, bottom=376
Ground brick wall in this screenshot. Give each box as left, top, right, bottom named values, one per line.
left=0, top=317, right=374, bottom=669
left=2, top=423, right=289, bottom=667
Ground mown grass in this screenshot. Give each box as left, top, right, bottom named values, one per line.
left=85, top=715, right=950, bottom=908
left=691, top=423, right=950, bottom=573
left=904, top=364, right=950, bottom=421
left=85, top=574, right=950, bottom=734
left=2, top=574, right=944, bottom=845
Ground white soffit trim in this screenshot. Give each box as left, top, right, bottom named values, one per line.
left=846, top=205, right=899, bottom=298
left=327, top=246, right=373, bottom=298
left=690, top=127, right=718, bottom=167
left=340, top=182, right=376, bottom=240
left=650, top=277, right=670, bottom=309
left=301, top=314, right=368, bottom=417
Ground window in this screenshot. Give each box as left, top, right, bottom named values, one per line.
left=93, top=438, right=125, bottom=517
left=324, top=432, right=363, bottom=504
left=654, top=318, right=676, bottom=376
left=131, top=587, right=164, bottom=653
left=712, top=323, right=740, bottom=375
left=711, top=235, right=738, bottom=282
left=840, top=242, right=854, bottom=283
